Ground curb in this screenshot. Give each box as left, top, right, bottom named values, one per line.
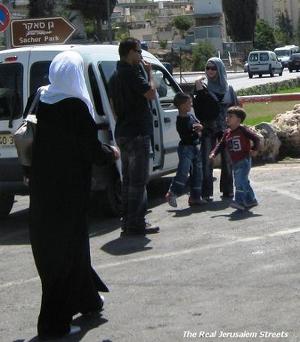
left=239, top=93, right=300, bottom=104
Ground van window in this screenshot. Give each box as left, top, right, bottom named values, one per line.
left=98, top=61, right=117, bottom=90
left=0, top=63, right=23, bottom=121
left=88, top=64, right=105, bottom=116
left=30, top=61, right=50, bottom=95
left=249, top=53, right=258, bottom=62
left=260, top=53, right=269, bottom=62
left=151, top=66, right=180, bottom=104
left=275, top=50, right=289, bottom=57
left=99, top=61, right=180, bottom=106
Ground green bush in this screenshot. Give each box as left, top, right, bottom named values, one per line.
left=159, top=40, right=168, bottom=49
left=237, top=78, right=300, bottom=96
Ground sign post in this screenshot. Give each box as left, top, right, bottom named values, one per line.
left=11, top=17, right=76, bottom=48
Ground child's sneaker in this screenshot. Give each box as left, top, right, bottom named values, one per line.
left=245, top=200, right=258, bottom=209
left=165, top=191, right=177, bottom=207
left=230, top=201, right=246, bottom=210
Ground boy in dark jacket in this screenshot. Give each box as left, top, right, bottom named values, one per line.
left=209, top=106, right=260, bottom=210
left=165, top=92, right=205, bottom=207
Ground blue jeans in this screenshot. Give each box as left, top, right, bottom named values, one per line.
left=116, top=135, right=150, bottom=230
left=170, top=144, right=203, bottom=200
left=233, top=157, right=256, bottom=206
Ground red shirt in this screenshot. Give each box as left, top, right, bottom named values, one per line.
left=212, top=125, right=260, bottom=163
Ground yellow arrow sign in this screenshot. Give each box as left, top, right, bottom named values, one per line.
left=11, top=17, right=76, bottom=47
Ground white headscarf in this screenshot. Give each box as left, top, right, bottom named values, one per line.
left=40, top=50, right=96, bottom=119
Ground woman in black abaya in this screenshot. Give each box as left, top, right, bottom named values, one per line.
left=29, top=51, right=119, bottom=340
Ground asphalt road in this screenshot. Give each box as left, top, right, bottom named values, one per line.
left=1, top=160, right=300, bottom=342
left=174, top=69, right=300, bottom=91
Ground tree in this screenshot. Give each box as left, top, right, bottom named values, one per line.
left=28, top=0, right=56, bottom=17
left=172, top=15, right=193, bottom=38
left=297, top=17, right=300, bottom=46
left=223, top=0, right=257, bottom=41
left=192, top=41, right=216, bottom=71
left=70, top=0, right=117, bottom=41
left=275, top=10, right=294, bottom=45
left=254, top=19, right=276, bottom=50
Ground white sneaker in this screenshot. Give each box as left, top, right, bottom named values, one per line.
left=165, top=191, right=177, bottom=207
left=69, top=325, right=81, bottom=335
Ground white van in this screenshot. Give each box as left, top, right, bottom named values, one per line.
left=274, top=45, right=299, bottom=68
left=0, top=44, right=181, bottom=218
left=247, top=50, right=283, bottom=78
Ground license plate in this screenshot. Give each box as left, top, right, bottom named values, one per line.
left=0, top=133, right=14, bottom=147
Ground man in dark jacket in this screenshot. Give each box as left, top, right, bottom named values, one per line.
left=109, top=38, right=160, bottom=237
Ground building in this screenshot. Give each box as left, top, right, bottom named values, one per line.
left=257, top=0, right=300, bottom=32
left=190, top=0, right=226, bottom=53
left=115, top=1, right=193, bottom=42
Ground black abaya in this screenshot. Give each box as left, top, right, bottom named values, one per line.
left=29, top=98, right=114, bottom=339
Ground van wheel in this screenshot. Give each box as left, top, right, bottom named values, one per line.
left=248, top=72, right=253, bottom=79
left=259, top=74, right=262, bottom=78
left=269, top=66, right=274, bottom=77
left=279, top=70, right=283, bottom=76
left=0, top=193, right=14, bottom=219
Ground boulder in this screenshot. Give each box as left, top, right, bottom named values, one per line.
left=271, top=104, right=300, bottom=157
left=253, top=122, right=281, bottom=162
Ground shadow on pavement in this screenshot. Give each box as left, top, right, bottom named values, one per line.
left=101, top=236, right=152, bottom=256
left=211, top=209, right=263, bottom=221
left=167, top=199, right=230, bottom=217
left=14, top=314, right=108, bottom=342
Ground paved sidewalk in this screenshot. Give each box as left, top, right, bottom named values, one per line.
left=0, top=161, right=300, bottom=342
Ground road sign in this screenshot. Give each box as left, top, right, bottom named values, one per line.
left=0, top=3, right=10, bottom=32
left=11, top=17, right=76, bottom=48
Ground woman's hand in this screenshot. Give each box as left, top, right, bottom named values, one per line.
left=195, top=77, right=205, bottom=91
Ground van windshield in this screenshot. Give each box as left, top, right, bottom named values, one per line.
left=0, top=63, right=23, bottom=121
left=275, top=50, right=289, bottom=57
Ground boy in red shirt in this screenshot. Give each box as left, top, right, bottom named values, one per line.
left=209, top=106, right=260, bottom=210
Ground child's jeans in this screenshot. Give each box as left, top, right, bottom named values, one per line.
left=232, top=157, right=256, bottom=206
left=169, top=143, right=203, bottom=200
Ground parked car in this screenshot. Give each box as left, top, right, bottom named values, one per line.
left=247, top=50, right=283, bottom=78
left=287, top=53, right=300, bottom=72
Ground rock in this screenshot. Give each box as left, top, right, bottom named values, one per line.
left=271, top=104, right=300, bottom=156
left=253, top=122, right=281, bottom=162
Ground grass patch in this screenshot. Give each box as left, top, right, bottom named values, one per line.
left=243, top=100, right=300, bottom=125
left=276, top=86, right=300, bottom=93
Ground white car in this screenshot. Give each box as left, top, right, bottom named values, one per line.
left=0, top=45, right=181, bottom=218
left=247, top=50, right=283, bottom=78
